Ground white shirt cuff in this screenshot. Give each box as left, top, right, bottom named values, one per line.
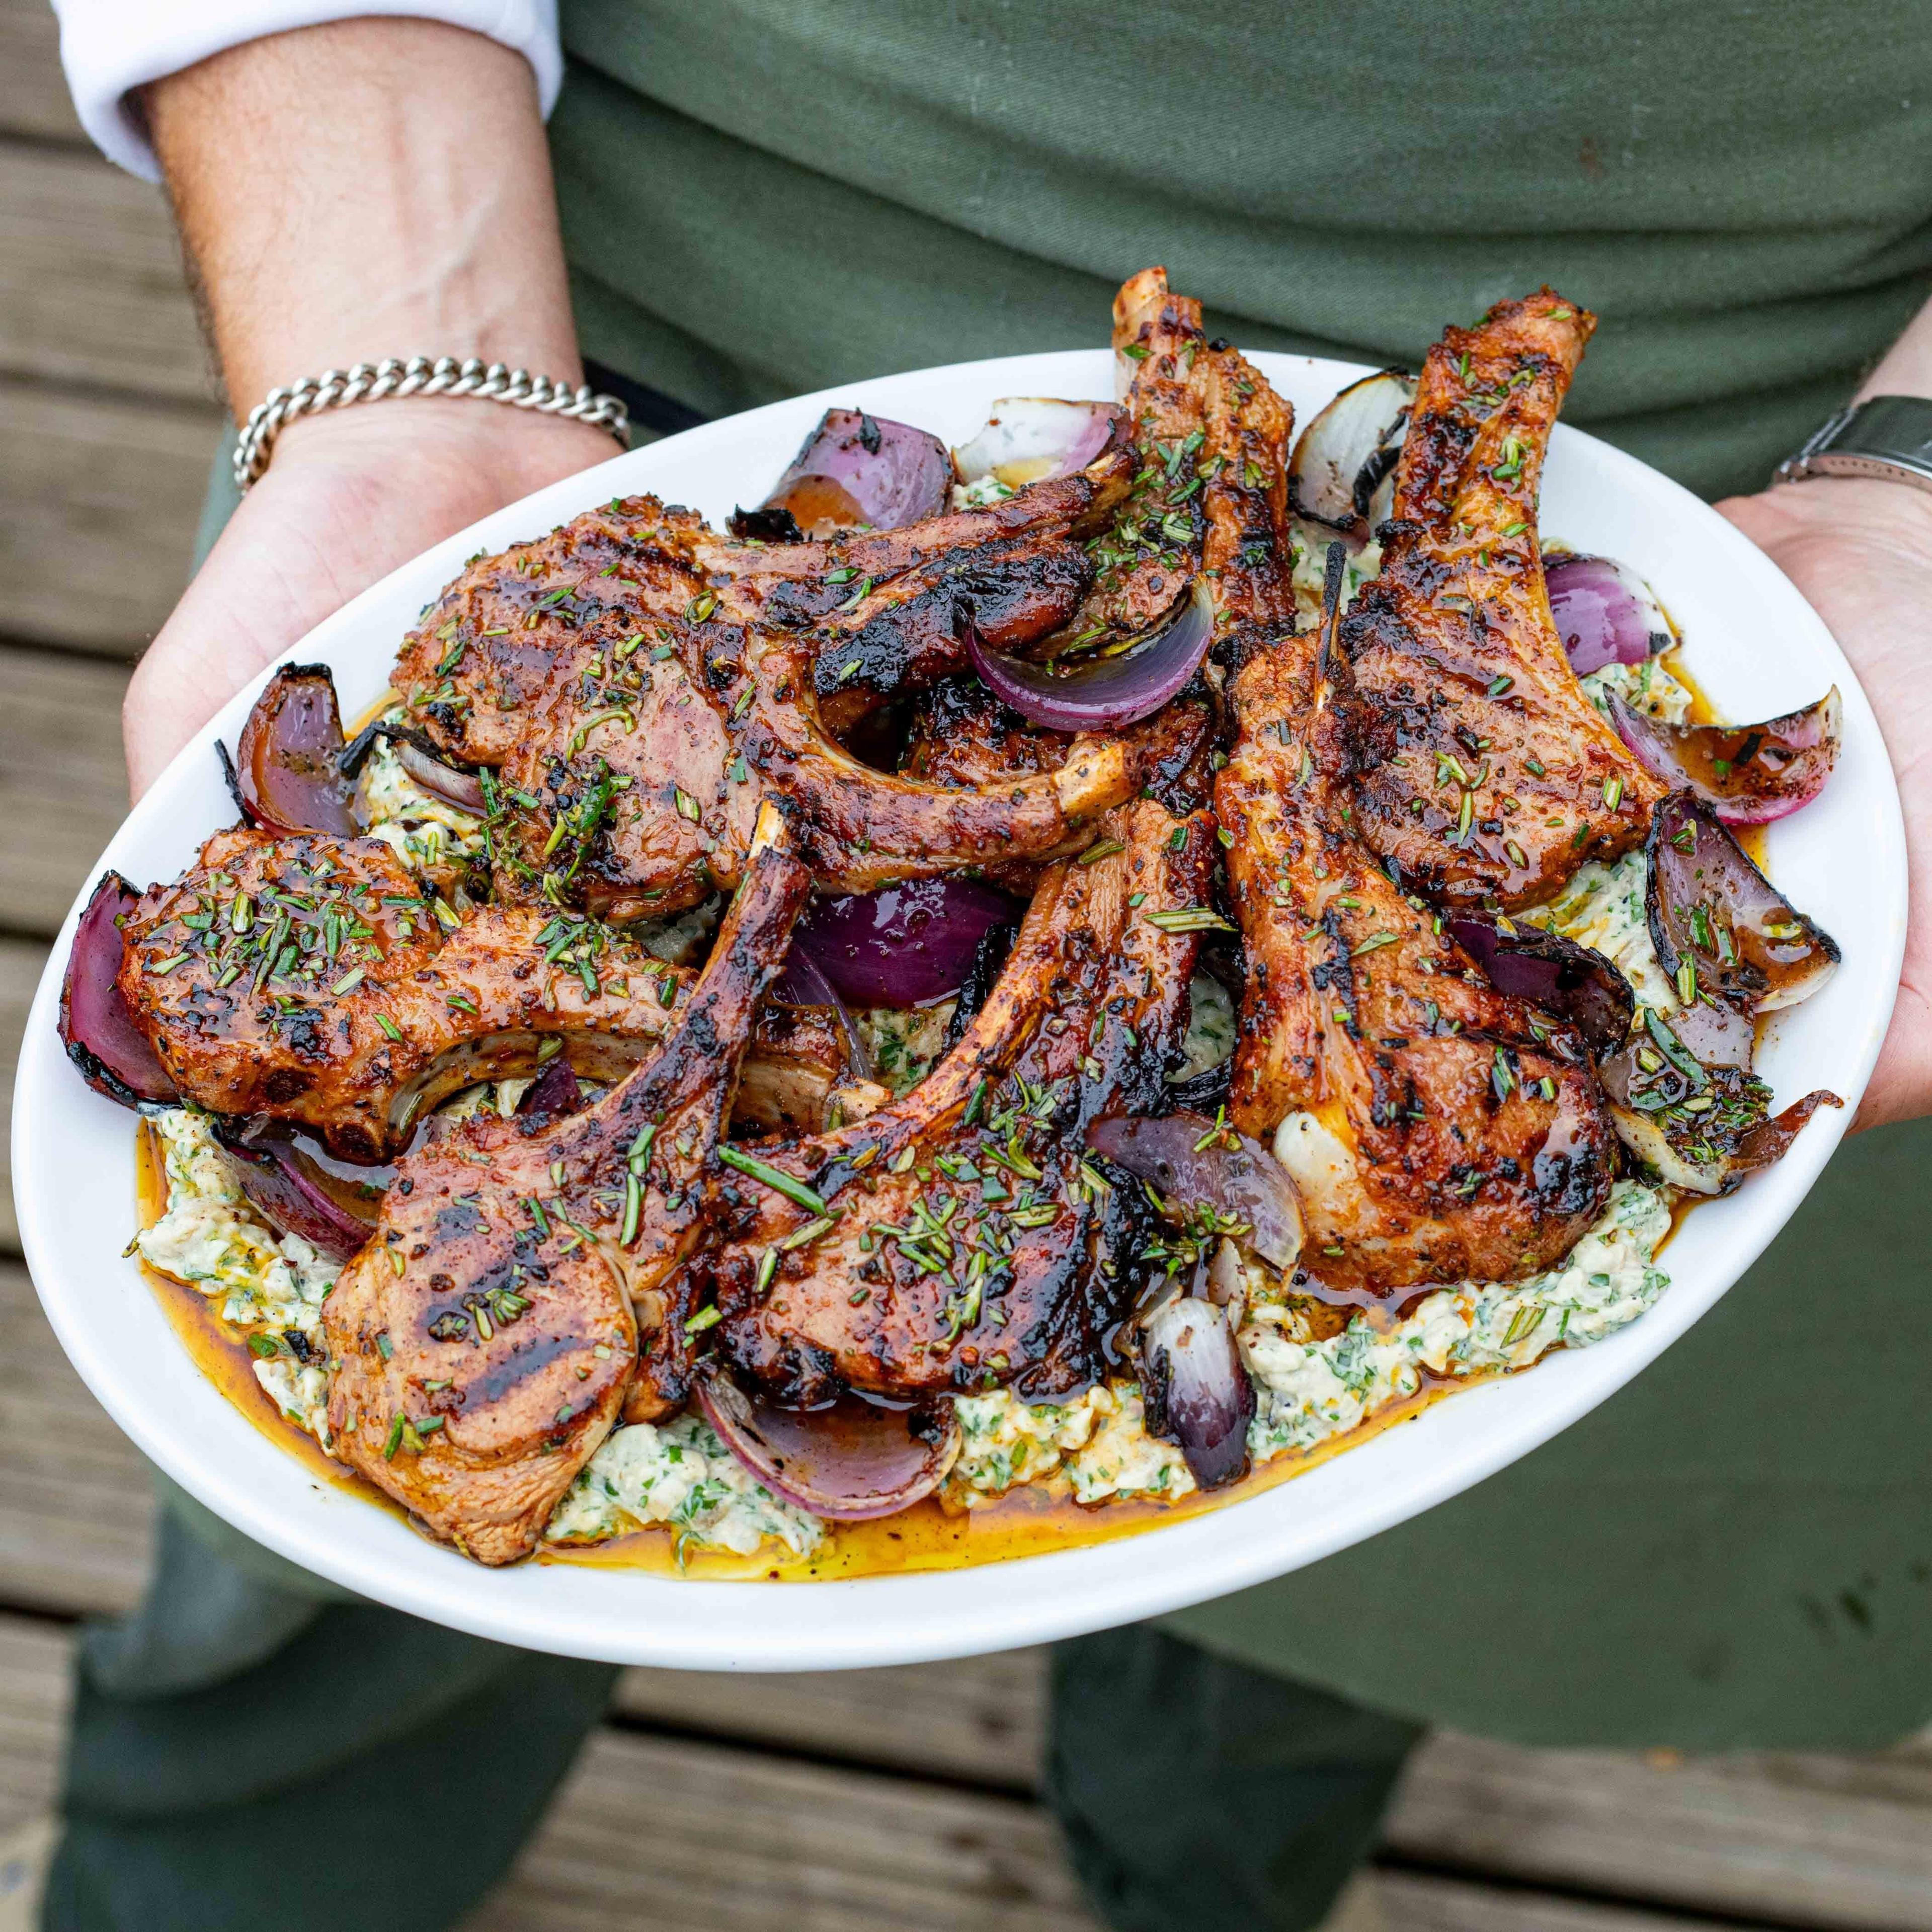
left=52, top=0, right=562, bottom=181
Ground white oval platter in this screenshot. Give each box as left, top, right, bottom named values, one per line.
left=13, top=348, right=1907, bottom=1670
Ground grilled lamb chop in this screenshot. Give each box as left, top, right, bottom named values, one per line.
left=323, top=804, right=808, bottom=1563
left=118, top=828, right=826, bottom=1160
left=1339, top=292, right=1660, bottom=908
left=1217, top=560, right=1617, bottom=1291
left=637, top=789, right=1215, bottom=1411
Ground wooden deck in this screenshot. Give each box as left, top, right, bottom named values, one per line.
left=4, top=9, right=1932, bottom=1925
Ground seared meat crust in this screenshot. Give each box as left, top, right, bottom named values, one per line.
left=1339, top=292, right=1659, bottom=907
left=1218, top=610, right=1616, bottom=1290
left=120, top=830, right=685, bottom=1162
left=686, top=793, right=1214, bottom=1406
left=324, top=808, right=809, bottom=1563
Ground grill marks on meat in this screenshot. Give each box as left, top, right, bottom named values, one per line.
left=324, top=807, right=810, bottom=1564
left=1217, top=588, right=1616, bottom=1292
left=393, top=497, right=710, bottom=766
left=1339, top=292, right=1660, bottom=908
left=680, top=795, right=1213, bottom=1408
left=120, top=831, right=685, bottom=1162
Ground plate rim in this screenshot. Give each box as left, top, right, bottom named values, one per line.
left=12, top=346, right=1908, bottom=1670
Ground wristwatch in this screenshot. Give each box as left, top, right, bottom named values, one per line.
left=1776, top=394, right=1932, bottom=492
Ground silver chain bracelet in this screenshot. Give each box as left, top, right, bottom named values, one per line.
left=232, top=356, right=630, bottom=492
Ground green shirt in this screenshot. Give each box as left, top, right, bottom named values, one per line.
left=543, top=2, right=1932, bottom=1748
left=552, top=0, right=1932, bottom=501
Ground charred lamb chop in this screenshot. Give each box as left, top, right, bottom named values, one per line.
left=627, top=788, right=1216, bottom=1415
left=323, top=803, right=809, bottom=1564
left=1217, top=556, right=1617, bottom=1291
left=1340, top=291, right=1661, bottom=907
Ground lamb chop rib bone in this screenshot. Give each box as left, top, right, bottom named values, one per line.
left=323, top=803, right=810, bottom=1564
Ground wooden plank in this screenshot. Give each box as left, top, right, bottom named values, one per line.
left=0, top=1615, right=68, bottom=1831
left=0, top=144, right=210, bottom=404
left=0, top=1266, right=153, bottom=1619
left=0, top=938, right=48, bottom=1253
left=0, top=379, right=219, bottom=657
left=0, top=645, right=129, bottom=935
left=1372, top=1873, right=1778, bottom=1931
left=1389, top=1730, right=1932, bottom=1932
left=610, top=1646, right=1045, bottom=1790
left=0, top=0, right=83, bottom=145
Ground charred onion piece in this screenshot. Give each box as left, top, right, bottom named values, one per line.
left=756, top=408, right=950, bottom=539
left=696, top=1369, right=959, bottom=1520
left=1140, top=1294, right=1253, bottom=1490
left=770, top=941, right=872, bottom=1082
left=213, top=1119, right=378, bottom=1261
left=233, top=664, right=359, bottom=837
left=791, top=877, right=1022, bottom=1009
left=1287, top=370, right=1414, bottom=537
left=1647, top=791, right=1839, bottom=1013
left=1598, top=1019, right=1839, bottom=1195
left=1608, top=688, right=1840, bottom=826
left=964, top=578, right=1213, bottom=733
left=953, top=398, right=1124, bottom=493
left=395, top=740, right=488, bottom=815
left=1546, top=553, right=1676, bottom=676
left=515, top=1054, right=585, bottom=1124
left=1086, top=1109, right=1303, bottom=1270
left=59, top=872, right=179, bottom=1106
left=1447, top=914, right=1634, bottom=1062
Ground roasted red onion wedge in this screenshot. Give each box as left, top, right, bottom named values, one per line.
left=696, top=1369, right=959, bottom=1520
left=953, top=399, right=1125, bottom=493
left=1598, top=1018, right=1839, bottom=1194
left=1546, top=553, right=1676, bottom=676
left=964, top=578, right=1213, bottom=733
left=755, top=408, right=951, bottom=538
left=1139, top=1294, right=1253, bottom=1490
left=1608, top=688, right=1840, bottom=826
left=234, top=664, right=359, bottom=837
left=1647, top=791, right=1840, bottom=1013
left=1663, top=994, right=1757, bottom=1069
left=791, top=877, right=1021, bottom=1010
left=770, top=941, right=871, bottom=1081
left=59, top=872, right=179, bottom=1107
left=1288, top=370, right=1414, bottom=538
left=1447, top=914, right=1633, bottom=1062
left=515, top=1054, right=585, bottom=1123
left=212, top=1120, right=379, bottom=1261
left=394, top=740, right=488, bottom=815
left=1086, top=1110, right=1303, bottom=1270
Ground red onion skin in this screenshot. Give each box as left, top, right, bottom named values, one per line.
left=1546, top=554, right=1672, bottom=677
left=1646, top=791, right=1840, bottom=1014
left=763, top=410, right=951, bottom=537
left=213, top=1124, right=375, bottom=1261
left=696, top=1370, right=958, bottom=1520
left=234, top=664, right=359, bottom=837
left=1608, top=689, right=1839, bottom=827
left=791, top=878, right=1022, bottom=1009
left=1139, top=1295, right=1253, bottom=1490
left=1445, top=914, right=1633, bottom=1062
left=394, top=740, right=488, bottom=815
left=1086, top=1110, right=1303, bottom=1270
left=964, top=578, right=1214, bottom=733
left=60, top=873, right=179, bottom=1107
left=516, top=1055, right=585, bottom=1123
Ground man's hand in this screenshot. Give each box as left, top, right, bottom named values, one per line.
left=125, top=17, right=602, bottom=793
left=123, top=405, right=615, bottom=797
left=1718, top=477, right=1932, bottom=1131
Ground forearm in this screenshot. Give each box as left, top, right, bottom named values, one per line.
left=1858, top=292, right=1932, bottom=402
left=145, top=16, right=587, bottom=425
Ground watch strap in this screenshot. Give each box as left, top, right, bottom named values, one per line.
left=1776, top=394, right=1932, bottom=492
